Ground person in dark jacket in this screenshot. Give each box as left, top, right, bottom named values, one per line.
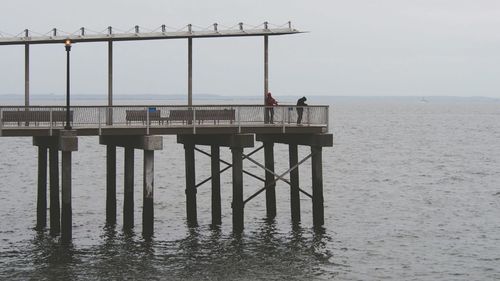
left=296, top=96, right=307, bottom=124
left=265, top=92, right=278, bottom=124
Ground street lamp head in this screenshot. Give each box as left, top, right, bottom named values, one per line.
left=65, top=39, right=72, bottom=51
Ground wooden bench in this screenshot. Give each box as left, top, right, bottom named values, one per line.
left=125, top=110, right=162, bottom=124
left=1, top=110, right=73, bottom=126
left=166, top=109, right=235, bottom=124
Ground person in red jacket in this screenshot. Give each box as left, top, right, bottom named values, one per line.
left=265, top=92, right=278, bottom=124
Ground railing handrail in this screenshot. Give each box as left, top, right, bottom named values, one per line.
left=0, top=104, right=330, bottom=135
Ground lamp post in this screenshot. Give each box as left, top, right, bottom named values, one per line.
left=64, top=39, right=72, bottom=130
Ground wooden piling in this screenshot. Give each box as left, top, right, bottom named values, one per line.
left=106, top=145, right=116, bottom=226
left=142, top=150, right=154, bottom=237
left=211, top=145, right=221, bottom=226
left=61, top=151, right=72, bottom=241
left=231, top=146, right=244, bottom=232
left=123, top=147, right=134, bottom=229
left=36, top=146, right=47, bottom=230
left=311, top=146, right=324, bottom=227
left=289, top=144, right=301, bottom=224
left=49, top=147, right=60, bottom=235
left=184, top=143, right=197, bottom=226
left=264, top=142, right=276, bottom=219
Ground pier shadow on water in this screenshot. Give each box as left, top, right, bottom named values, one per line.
left=6, top=220, right=339, bottom=280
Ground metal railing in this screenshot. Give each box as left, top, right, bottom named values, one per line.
left=0, top=105, right=329, bottom=134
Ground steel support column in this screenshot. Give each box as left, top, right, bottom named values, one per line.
left=211, top=145, right=221, bottom=225
left=264, top=35, right=269, bottom=123
left=184, top=143, right=197, bottom=226
left=289, top=144, right=301, bottom=224
left=49, top=148, right=60, bottom=235
left=36, top=146, right=47, bottom=230
left=264, top=35, right=268, bottom=104
left=123, top=147, right=134, bottom=229
left=188, top=38, right=193, bottom=106
left=311, top=146, right=324, bottom=227
left=143, top=150, right=154, bottom=237
left=106, top=145, right=116, bottom=226
left=24, top=44, right=29, bottom=107
left=264, top=142, right=276, bottom=219
left=61, top=151, right=72, bottom=241
left=107, top=41, right=113, bottom=125
left=231, top=146, right=244, bottom=232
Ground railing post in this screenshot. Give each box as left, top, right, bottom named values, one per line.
left=98, top=107, right=102, bottom=135
left=307, top=107, right=310, bottom=126
left=49, top=108, right=53, bottom=136
left=237, top=107, right=241, bottom=133
left=282, top=106, right=286, bottom=133
left=0, top=108, right=3, bottom=136
left=146, top=107, right=150, bottom=135
left=106, top=107, right=112, bottom=126
left=192, top=107, right=196, bottom=134
left=326, top=106, right=329, bottom=132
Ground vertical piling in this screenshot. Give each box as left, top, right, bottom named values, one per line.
left=61, top=151, right=72, bottom=241
left=59, top=130, right=77, bottom=242
left=143, top=150, right=154, bottom=237
left=106, top=145, right=116, bottom=226
left=184, top=143, right=197, bottom=226
left=211, top=145, right=221, bottom=226
left=49, top=147, right=60, bottom=235
left=123, top=147, right=134, bottom=229
left=289, top=144, right=301, bottom=224
left=311, top=146, right=324, bottom=227
left=264, top=142, right=276, bottom=219
left=231, top=146, right=244, bottom=232
left=36, top=146, right=47, bottom=230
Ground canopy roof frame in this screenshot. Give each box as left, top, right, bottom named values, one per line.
left=0, top=22, right=303, bottom=107
left=0, top=22, right=302, bottom=46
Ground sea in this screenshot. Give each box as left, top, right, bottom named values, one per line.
left=0, top=96, right=499, bottom=280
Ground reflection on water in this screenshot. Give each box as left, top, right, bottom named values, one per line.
left=14, top=222, right=335, bottom=280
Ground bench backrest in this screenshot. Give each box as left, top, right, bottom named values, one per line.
left=2, top=110, right=72, bottom=122
left=126, top=110, right=161, bottom=121
left=168, top=109, right=235, bottom=121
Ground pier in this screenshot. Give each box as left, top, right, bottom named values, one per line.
left=0, top=22, right=333, bottom=241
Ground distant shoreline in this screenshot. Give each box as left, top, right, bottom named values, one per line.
left=0, top=94, right=498, bottom=103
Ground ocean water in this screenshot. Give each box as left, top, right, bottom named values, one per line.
left=0, top=99, right=499, bottom=280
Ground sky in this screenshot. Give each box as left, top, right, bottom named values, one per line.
left=1, top=0, right=499, bottom=98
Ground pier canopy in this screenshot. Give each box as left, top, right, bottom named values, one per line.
left=1, top=21, right=303, bottom=107
left=0, top=22, right=302, bottom=45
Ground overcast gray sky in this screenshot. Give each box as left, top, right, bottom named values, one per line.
left=1, top=0, right=499, bottom=97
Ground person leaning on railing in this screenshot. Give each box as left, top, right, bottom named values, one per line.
left=265, top=92, right=278, bottom=124
left=296, top=96, right=307, bottom=125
